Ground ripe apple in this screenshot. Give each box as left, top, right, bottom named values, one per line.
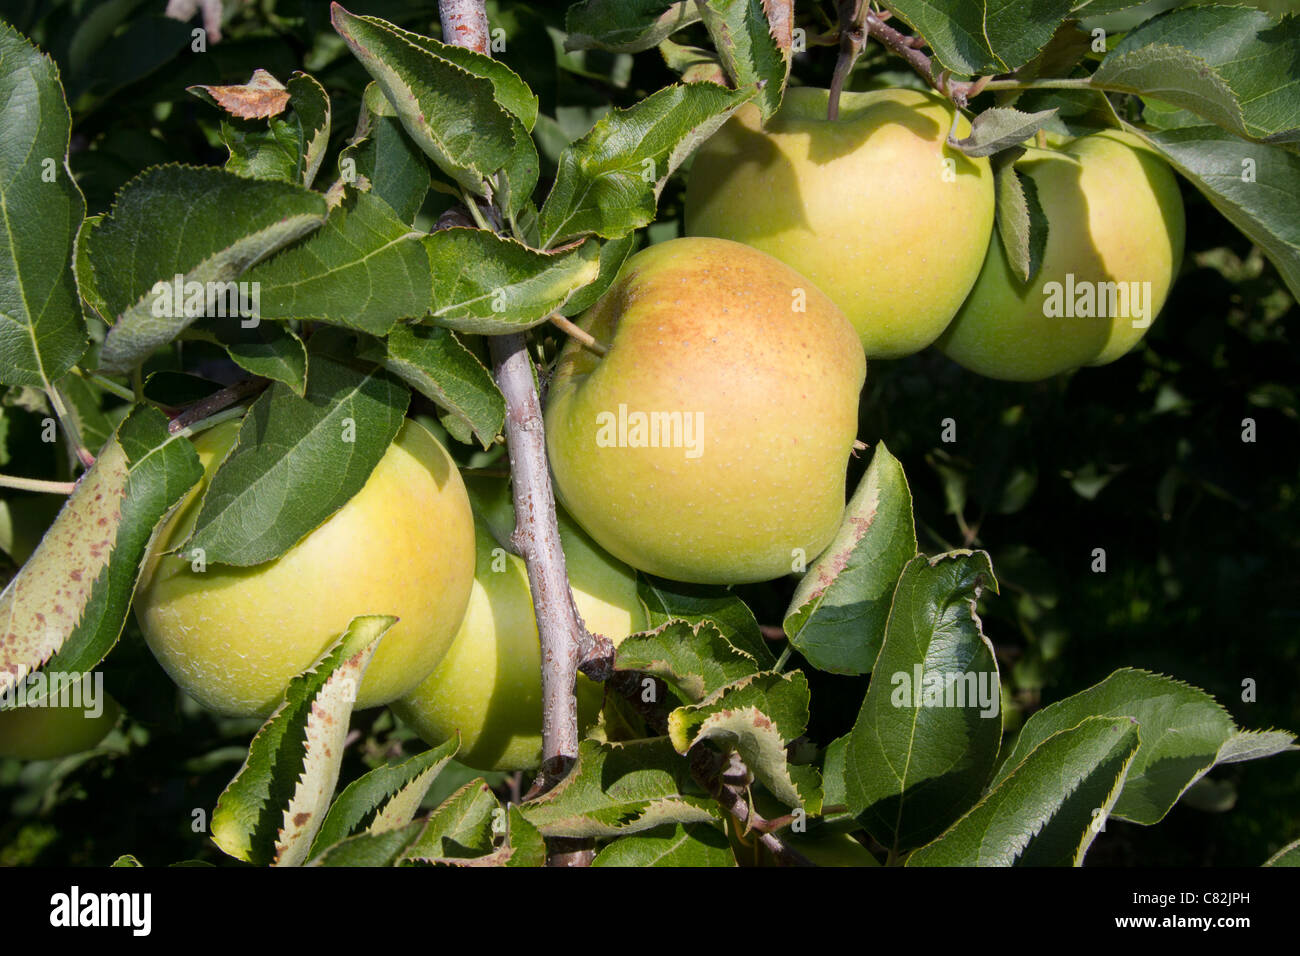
left=391, top=480, right=646, bottom=771
left=544, top=236, right=865, bottom=585
left=684, top=87, right=995, bottom=358
left=936, top=129, right=1185, bottom=380
left=135, top=417, right=476, bottom=717
left=0, top=695, right=120, bottom=760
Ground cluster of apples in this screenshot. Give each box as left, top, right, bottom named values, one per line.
left=4, top=86, right=1185, bottom=770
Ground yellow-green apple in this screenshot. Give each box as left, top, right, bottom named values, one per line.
left=684, top=87, right=995, bottom=358
left=544, top=236, right=865, bottom=585
left=936, top=129, right=1185, bottom=380
left=135, top=417, right=476, bottom=717
left=0, top=695, right=120, bottom=760
left=392, top=480, right=645, bottom=771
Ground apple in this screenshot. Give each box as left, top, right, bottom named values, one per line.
left=544, top=236, right=865, bottom=585
left=684, top=87, right=995, bottom=359
left=135, top=417, right=476, bottom=717
left=935, top=129, right=1185, bottom=380
left=0, top=695, right=120, bottom=761
left=391, top=478, right=645, bottom=771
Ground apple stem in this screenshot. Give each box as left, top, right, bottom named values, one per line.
left=549, top=313, right=609, bottom=356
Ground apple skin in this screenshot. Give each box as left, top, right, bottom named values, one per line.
left=391, top=482, right=646, bottom=772
left=135, top=418, right=476, bottom=717
left=936, top=129, right=1185, bottom=381
left=684, top=87, right=995, bottom=359
left=544, top=236, right=865, bottom=585
left=0, top=696, right=120, bottom=760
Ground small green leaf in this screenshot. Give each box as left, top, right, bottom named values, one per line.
left=949, top=107, right=1058, bottom=157
left=308, top=820, right=426, bottom=867
left=615, top=619, right=762, bottom=704
left=211, top=614, right=396, bottom=866
left=538, top=82, right=755, bottom=248
left=907, top=716, right=1140, bottom=867
left=1092, top=5, right=1300, bottom=144
left=425, top=228, right=600, bottom=333
left=592, top=822, right=735, bottom=866
left=308, top=736, right=460, bottom=860
left=565, top=0, right=701, bottom=53
left=218, top=323, right=308, bottom=396
left=184, top=346, right=409, bottom=567
left=519, top=738, right=719, bottom=838
left=784, top=442, right=917, bottom=676
left=339, top=84, right=431, bottom=224
left=89, top=165, right=327, bottom=372
left=993, top=668, right=1297, bottom=825
left=405, top=779, right=499, bottom=862
left=884, top=0, right=1076, bottom=76
left=697, top=0, right=792, bottom=120
left=638, top=576, right=774, bottom=666
left=667, top=671, right=817, bottom=811
left=0, top=20, right=87, bottom=388
left=845, top=551, right=1003, bottom=850
left=993, top=150, right=1050, bottom=283
left=361, top=325, right=504, bottom=449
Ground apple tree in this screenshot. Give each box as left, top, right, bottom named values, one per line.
left=0, top=0, right=1297, bottom=869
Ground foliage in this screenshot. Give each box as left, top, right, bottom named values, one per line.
left=0, top=0, right=1296, bottom=868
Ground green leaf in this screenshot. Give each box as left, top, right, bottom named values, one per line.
left=0, top=407, right=202, bottom=702
left=593, top=822, right=735, bottom=866
left=211, top=614, right=396, bottom=866
left=308, top=736, right=460, bottom=860
left=218, top=323, right=308, bottom=396
left=191, top=70, right=333, bottom=188
left=697, top=0, right=792, bottom=120
left=330, top=7, right=537, bottom=206
left=667, top=671, right=817, bottom=811
left=993, top=668, right=1297, bottom=825
left=1133, top=126, right=1300, bottom=302
left=0, top=20, right=87, bottom=388
left=184, top=347, right=409, bottom=567
left=246, top=191, right=431, bottom=336
left=993, top=148, right=1050, bottom=283
left=519, top=738, right=719, bottom=838
left=1092, top=5, right=1300, bottom=144
left=360, top=325, right=504, bottom=448
left=565, top=0, right=701, bottom=53
left=949, top=107, right=1058, bottom=157
left=339, top=84, right=431, bottom=224
left=425, top=228, right=600, bottom=333
left=538, top=82, right=755, bottom=248
left=884, top=0, right=1076, bottom=76
left=638, top=576, right=774, bottom=666
left=615, top=619, right=763, bottom=705
left=308, top=820, right=425, bottom=867
left=405, top=779, right=499, bottom=862
left=783, top=442, right=917, bottom=676
left=557, top=233, right=638, bottom=317
left=89, top=165, right=327, bottom=373
left=845, top=551, right=1003, bottom=850
left=503, top=807, right=547, bottom=867
left=907, top=717, right=1139, bottom=867
left=1264, top=838, right=1300, bottom=867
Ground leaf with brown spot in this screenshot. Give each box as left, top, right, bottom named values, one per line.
left=1, top=407, right=201, bottom=702
left=190, top=69, right=290, bottom=119
left=210, top=614, right=395, bottom=866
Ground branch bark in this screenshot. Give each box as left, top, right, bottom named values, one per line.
left=439, top=0, right=604, bottom=866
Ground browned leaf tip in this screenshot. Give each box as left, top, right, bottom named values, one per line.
left=193, top=69, right=290, bottom=119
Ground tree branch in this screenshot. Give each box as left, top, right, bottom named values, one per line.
left=440, top=0, right=600, bottom=866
